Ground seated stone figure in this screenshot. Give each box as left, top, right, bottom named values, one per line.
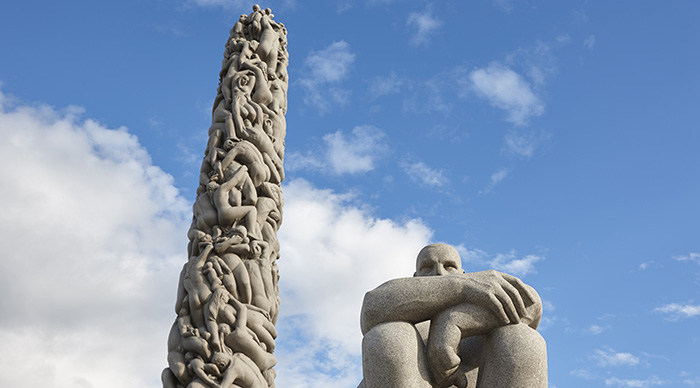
left=358, top=243, right=547, bottom=388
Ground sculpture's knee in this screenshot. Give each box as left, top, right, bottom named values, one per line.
left=488, top=323, right=547, bottom=370
left=362, top=321, right=431, bottom=388
left=363, top=321, right=419, bottom=362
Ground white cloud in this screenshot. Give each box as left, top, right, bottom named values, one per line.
left=453, top=244, right=545, bottom=279
left=188, top=0, right=297, bottom=11
left=324, top=125, right=388, bottom=174
left=0, top=91, right=432, bottom=388
left=188, top=0, right=246, bottom=9
left=674, top=252, right=700, bottom=264
left=684, top=377, right=700, bottom=386
left=337, top=2, right=353, bottom=13
left=286, top=125, right=388, bottom=175
left=403, top=74, right=454, bottom=114
left=571, top=369, right=597, bottom=380
left=654, top=302, right=700, bottom=320
left=506, top=40, right=561, bottom=87
left=584, top=34, right=596, bottom=50
left=407, top=7, right=441, bottom=45
left=299, top=41, right=356, bottom=113
left=284, top=150, right=325, bottom=172
left=275, top=178, right=433, bottom=386
left=492, top=0, right=513, bottom=12
left=593, top=347, right=640, bottom=367
left=480, top=167, right=509, bottom=194
left=489, top=251, right=543, bottom=277
left=0, top=92, right=191, bottom=388
left=588, top=324, right=607, bottom=335
left=556, top=34, right=572, bottom=44
left=543, top=299, right=556, bottom=312
left=369, top=71, right=405, bottom=99
left=503, top=129, right=549, bottom=158
left=490, top=168, right=509, bottom=184
left=469, top=63, right=544, bottom=126
left=605, top=376, right=668, bottom=387
left=639, top=261, right=653, bottom=270
left=401, top=161, right=448, bottom=187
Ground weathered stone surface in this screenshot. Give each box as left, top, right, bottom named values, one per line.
left=162, top=5, right=288, bottom=388
left=359, top=243, right=547, bottom=388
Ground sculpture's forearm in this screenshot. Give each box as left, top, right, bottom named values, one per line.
left=360, top=276, right=470, bottom=334
left=360, top=271, right=543, bottom=334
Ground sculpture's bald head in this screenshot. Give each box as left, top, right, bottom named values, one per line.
left=414, top=243, right=465, bottom=277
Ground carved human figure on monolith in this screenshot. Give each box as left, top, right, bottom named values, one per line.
left=162, top=5, right=287, bottom=388
left=358, top=243, right=547, bottom=388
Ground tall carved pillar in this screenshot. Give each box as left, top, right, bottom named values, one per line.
left=162, top=5, right=288, bottom=388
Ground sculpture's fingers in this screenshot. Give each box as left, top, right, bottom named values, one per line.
left=503, top=273, right=536, bottom=306
left=426, top=321, right=462, bottom=388
left=494, top=288, right=518, bottom=324
left=488, top=294, right=509, bottom=324
left=501, top=280, right=527, bottom=322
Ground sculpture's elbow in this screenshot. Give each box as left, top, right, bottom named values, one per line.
left=360, top=291, right=380, bottom=336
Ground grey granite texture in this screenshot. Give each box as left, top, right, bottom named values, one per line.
left=359, top=243, right=547, bottom=388
left=162, top=5, right=287, bottom=388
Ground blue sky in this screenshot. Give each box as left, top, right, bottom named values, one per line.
left=1, top=1, right=699, bottom=387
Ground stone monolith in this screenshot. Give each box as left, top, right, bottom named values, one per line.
left=162, top=5, right=288, bottom=388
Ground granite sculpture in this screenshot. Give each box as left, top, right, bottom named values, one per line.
left=162, top=5, right=288, bottom=388
left=358, top=243, right=547, bottom=388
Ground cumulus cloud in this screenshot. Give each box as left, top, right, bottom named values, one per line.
left=0, top=92, right=191, bottom=388
left=407, top=7, right=441, bottom=45
left=286, top=125, right=388, bottom=175
left=275, top=179, right=433, bottom=386
left=0, top=90, right=433, bottom=388
left=324, top=125, right=388, bottom=174
left=654, top=303, right=700, bottom=321
left=469, top=63, right=544, bottom=126
left=593, top=347, right=640, bottom=367
left=605, top=376, right=668, bottom=387
left=489, top=251, right=543, bottom=277
left=299, top=41, right=356, bottom=113
left=401, top=161, right=448, bottom=187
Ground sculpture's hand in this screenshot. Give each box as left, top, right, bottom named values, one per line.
left=427, top=302, right=495, bottom=388
left=463, top=270, right=535, bottom=325
left=426, top=315, right=462, bottom=388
